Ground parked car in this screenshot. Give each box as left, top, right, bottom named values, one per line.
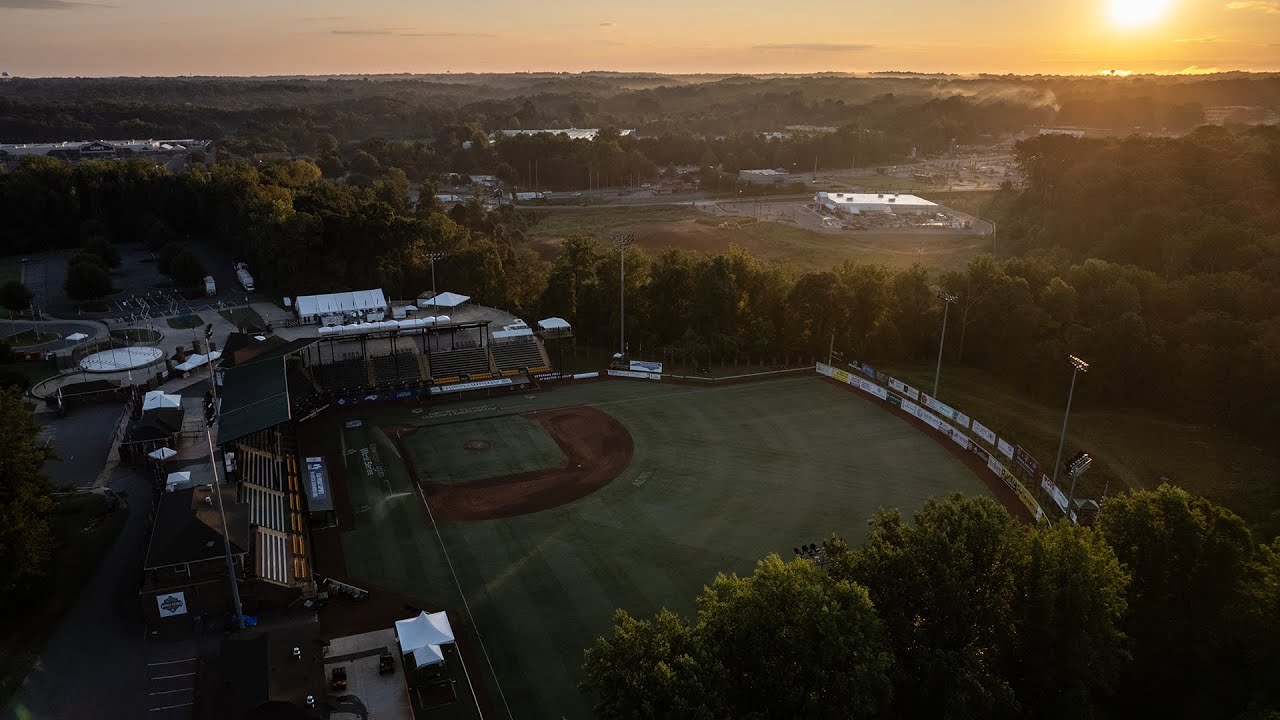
left=330, top=667, right=348, bottom=691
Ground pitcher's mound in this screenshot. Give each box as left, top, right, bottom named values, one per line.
left=464, top=439, right=491, bottom=452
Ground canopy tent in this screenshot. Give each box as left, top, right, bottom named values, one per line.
left=294, top=289, right=388, bottom=322
left=174, top=350, right=222, bottom=373
left=165, top=471, right=191, bottom=491
left=147, top=447, right=177, bottom=461
left=142, top=390, right=182, bottom=411
left=537, top=317, right=571, bottom=331
left=411, top=644, right=445, bottom=669
left=396, top=611, right=456, bottom=668
left=417, top=291, right=470, bottom=310
left=65, top=332, right=89, bottom=342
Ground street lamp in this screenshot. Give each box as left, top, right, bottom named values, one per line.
left=932, top=291, right=958, bottom=397
left=612, top=234, right=634, bottom=359
left=1055, top=354, right=1090, bottom=521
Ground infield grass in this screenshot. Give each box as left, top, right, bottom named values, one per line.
left=330, top=376, right=990, bottom=718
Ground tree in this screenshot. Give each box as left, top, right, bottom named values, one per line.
left=63, top=259, right=112, bottom=302
left=0, top=387, right=55, bottom=603
left=582, top=609, right=717, bottom=720
left=0, top=281, right=32, bottom=322
left=81, top=236, right=121, bottom=268
left=349, top=149, right=381, bottom=177
left=168, top=249, right=206, bottom=288
left=697, top=555, right=893, bottom=719
left=1098, top=484, right=1267, bottom=719
left=831, top=495, right=1025, bottom=719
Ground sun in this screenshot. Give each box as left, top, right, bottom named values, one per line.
left=1108, top=0, right=1172, bottom=27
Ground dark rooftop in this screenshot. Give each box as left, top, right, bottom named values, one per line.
left=218, top=357, right=290, bottom=445
left=144, top=482, right=249, bottom=570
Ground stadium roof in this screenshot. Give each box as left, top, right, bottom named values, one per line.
left=217, top=357, right=290, bottom=445
left=295, top=289, right=387, bottom=318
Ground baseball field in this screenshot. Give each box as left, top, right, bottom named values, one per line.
left=306, top=375, right=994, bottom=718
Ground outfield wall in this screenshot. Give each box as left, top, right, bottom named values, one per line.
left=816, top=362, right=1054, bottom=523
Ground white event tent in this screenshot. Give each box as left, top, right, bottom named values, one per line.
left=142, top=390, right=182, bottom=411
left=147, top=447, right=177, bottom=461
left=417, top=291, right=470, bottom=310
left=295, top=289, right=388, bottom=323
left=395, top=611, right=456, bottom=669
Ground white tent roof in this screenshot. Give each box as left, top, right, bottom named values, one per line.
left=142, top=390, right=182, bottom=411
left=295, top=289, right=387, bottom=318
left=165, top=471, right=191, bottom=491
left=417, top=291, right=470, bottom=309
left=148, top=447, right=177, bottom=461
left=399, top=607, right=460, bottom=661
left=537, top=317, right=571, bottom=331
left=173, top=350, right=222, bottom=373
left=411, top=644, right=445, bottom=669
left=491, top=328, right=534, bottom=341
left=66, top=332, right=89, bottom=342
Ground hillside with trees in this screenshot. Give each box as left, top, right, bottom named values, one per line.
left=584, top=489, right=1280, bottom=720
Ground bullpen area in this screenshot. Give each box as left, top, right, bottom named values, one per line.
left=304, top=376, right=991, bottom=718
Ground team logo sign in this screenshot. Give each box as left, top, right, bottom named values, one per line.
left=157, top=592, right=188, bottom=617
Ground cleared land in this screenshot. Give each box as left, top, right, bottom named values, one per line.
left=526, top=205, right=987, bottom=272
left=306, top=376, right=993, bottom=718
left=884, top=362, right=1280, bottom=534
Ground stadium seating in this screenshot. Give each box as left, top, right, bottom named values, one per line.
left=428, top=346, right=492, bottom=380
left=372, top=351, right=424, bottom=385
left=491, top=338, right=547, bottom=372
left=311, top=358, right=372, bottom=393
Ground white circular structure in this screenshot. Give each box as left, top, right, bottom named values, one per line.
left=79, top=346, right=165, bottom=373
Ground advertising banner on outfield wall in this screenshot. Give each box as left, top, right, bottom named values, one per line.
left=887, top=393, right=903, bottom=408
left=860, top=362, right=877, bottom=380
left=607, top=369, right=661, bottom=381
left=920, top=394, right=958, bottom=423
left=430, top=377, right=515, bottom=394
left=629, top=360, right=663, bottom=374
left=889, top=377, right=921, bottom=401
left=997, top=437, right=1015, bottom=461
left=852, top=375, right=888, bottom=400
left=816, top=362, right=835, bottom=377
left=953, top=410, right=972, bottom=430
left=833, top=368, right=852, bottom=384
left=1013, top=444, right=1041, bottom=478
left=971, top=420, right=997, bottom=447
left=1041, top=475, right=1070, bottom=514
left=1002, top=467, right=1046, bottom=521
left=969, top=443, right=991, bottom=464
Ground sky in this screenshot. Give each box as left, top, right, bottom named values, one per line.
left=0, top=0, right=1277, bottom=77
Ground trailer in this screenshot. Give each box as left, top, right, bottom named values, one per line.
left=234, top=262, right=255, bottom=293
left=203, top=275, right=216, bottom=297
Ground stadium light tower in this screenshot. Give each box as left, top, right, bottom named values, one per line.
left=1055, top=354, right=1090, bottom=520
left=612, top=234, right=634, bottom=358
left=202, top=322, right=245, bottom=629
left=932, top=291, right=958, bottom=397
left=427, top=251, right=445, bottom=309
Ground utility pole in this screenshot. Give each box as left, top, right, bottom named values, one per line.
left=202, top=323, right=245, bottom=630
left=612, top=234, right=634, bottom=358
left=1056, top=355, right=1090, bottom=520
left=933, top=292, right=958, bottom=397
left=828, top=334, right=835, bottom=366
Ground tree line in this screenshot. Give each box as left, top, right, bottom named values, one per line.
left=583, top=487, right=1280, bottom=720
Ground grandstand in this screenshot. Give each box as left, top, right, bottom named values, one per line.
left=371, top=350, right=424, bottom=386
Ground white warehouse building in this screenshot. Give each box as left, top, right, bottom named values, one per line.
left=814, top=192, right=939, bottom=215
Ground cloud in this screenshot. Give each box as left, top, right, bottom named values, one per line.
left=331, top=29, right=395, bottom=35
left=1174, top=65, right=1224, bottom=74
left=752, top=42, right=874, bottom=53
left=599, top=21, right=616, bottom=27
left=1225, top=1, right=1280, bottom=13
left=1174, top=35, right=1221, bottom=43
left=0, top=0, right=112, bottom=8
left=397, top=31, right=494, bottom=37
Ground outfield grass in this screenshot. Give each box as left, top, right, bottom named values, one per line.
left=882, top=362, right=1280, bottom=534
left=330, top=376, right=989, bottom=718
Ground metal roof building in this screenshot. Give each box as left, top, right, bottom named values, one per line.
left=814, top=192, right=939, bottom=215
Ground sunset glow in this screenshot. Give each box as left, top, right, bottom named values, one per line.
left=1108, top=0, right=1173, bottom=28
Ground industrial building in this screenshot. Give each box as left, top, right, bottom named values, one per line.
left=814, top=192, right=939, bottom=215
left=0, top=138, right=213, bottom=165
left=739, top=168, right=801, bottom=185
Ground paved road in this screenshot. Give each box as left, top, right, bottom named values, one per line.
left=6, top=468, right=152, bottom=720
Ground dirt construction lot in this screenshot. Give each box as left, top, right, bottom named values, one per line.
left=301, top=376, right=1001, bottom=719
